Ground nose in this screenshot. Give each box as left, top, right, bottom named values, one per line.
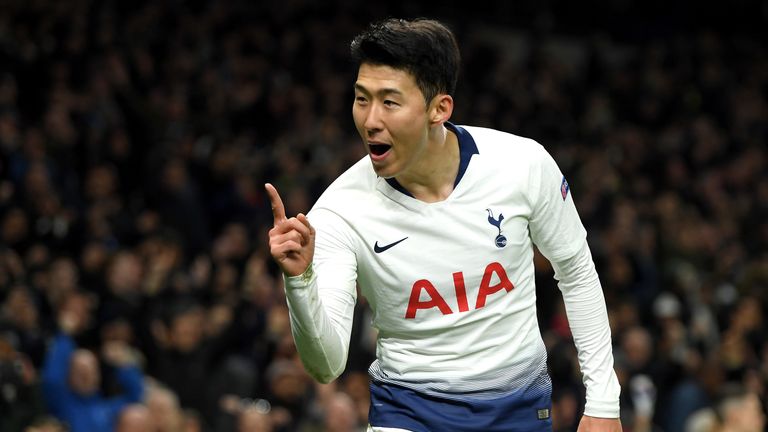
left=363, top=103, right=383, bottom=134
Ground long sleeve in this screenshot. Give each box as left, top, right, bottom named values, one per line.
left=99, top=365, right=145, bottom=429
left=41, top=333, right=76, bottom=414
left=283, top=208, right=358, bottom=383
left=525, top=142, right=620, bottom=417
left=113, top=365, right=144, bottom=403
left=551, top=242, right=621, bottom=418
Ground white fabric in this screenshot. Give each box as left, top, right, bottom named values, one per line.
left=551, top=241, right=622, bottom=417
left=283, top=125, right=620, bottom=417
left=367, top=425, right=413, bottom=432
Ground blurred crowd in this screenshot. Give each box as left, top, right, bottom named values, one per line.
left=0, top=0, right=766, bottom=431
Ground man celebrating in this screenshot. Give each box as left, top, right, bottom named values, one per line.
left=41, top=292, right=144, bottom=432
left=267, top=18, right=621, bottom=431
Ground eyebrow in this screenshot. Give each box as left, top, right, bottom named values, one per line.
left=353, top=83, right=404, bottom=97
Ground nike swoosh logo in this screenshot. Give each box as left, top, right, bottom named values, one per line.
left=373, top=237, right=408, bottom=253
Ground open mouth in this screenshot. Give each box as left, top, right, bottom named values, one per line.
left=369, top=143, right=391, bottom=156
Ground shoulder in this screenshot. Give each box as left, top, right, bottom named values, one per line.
left=460, top=125, right=547, bottom=159
left=457, top=125, right=552, bottom=175
left=311, top=156, right=376, bottom=214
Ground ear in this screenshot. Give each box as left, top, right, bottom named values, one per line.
left=428, top=94, right=453, bottom=126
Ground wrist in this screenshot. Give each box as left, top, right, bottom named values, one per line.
left=284, top=263, right=316, bottom=289
left=286, top=263, right=314, bottom=283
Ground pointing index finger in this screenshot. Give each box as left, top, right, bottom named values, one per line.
left=265, top=183, right=287, bottom=223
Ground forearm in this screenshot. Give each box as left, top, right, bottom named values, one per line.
left=115, top=366, right=144, bottom=402
left=42, top=333, right=75, bottom=388
left=284, top=265, right=355, bottom=383
left=552, top=243, right=620, bottom=418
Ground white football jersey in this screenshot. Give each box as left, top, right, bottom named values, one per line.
left=284, top=123, right=620, bottom=419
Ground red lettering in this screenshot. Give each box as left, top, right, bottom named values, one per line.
left=475, top=262, right=515, bottom=309
left=405, top=263, right=515, bottom=318
left=453, top=272, right=469, bottom=312
left=405, top=279, right=453, bottom=319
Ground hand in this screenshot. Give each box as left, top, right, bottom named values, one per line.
left=58, top=291, right=95, bottom=335
left=265, top=183, right=315, bottom=277
left=58, top=304, right=87, bottom=335
left=102, top=341, right=137, bottom=367
left=577, top=415, right=622, bottom=432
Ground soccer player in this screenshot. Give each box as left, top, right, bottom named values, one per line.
left=266, top=18, right=621, bottom=431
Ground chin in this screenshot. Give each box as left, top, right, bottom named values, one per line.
left=371, top=163, right=396, bottom=179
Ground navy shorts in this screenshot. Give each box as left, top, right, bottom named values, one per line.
left=368, top=379, right=553, bottom=432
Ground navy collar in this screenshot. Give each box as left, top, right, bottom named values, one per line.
left=385, top=122, right=479, bottom=197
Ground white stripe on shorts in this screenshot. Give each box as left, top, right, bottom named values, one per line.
left=367, top=425, right=413, bottom=432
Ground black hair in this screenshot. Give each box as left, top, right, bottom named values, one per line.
left=350, top=18, right=460, bottom=104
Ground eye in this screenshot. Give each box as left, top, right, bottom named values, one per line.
left=355, top=96, right=368, bottom=105
left=383, top=100, right=399, bottom=107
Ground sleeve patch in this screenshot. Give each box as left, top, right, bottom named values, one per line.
left=560, top=176, right=570, bottom=200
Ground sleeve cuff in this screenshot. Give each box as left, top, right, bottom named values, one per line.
left=584, top=397, right=620, bottom=419
left=284, top=264, right=316, bottom=289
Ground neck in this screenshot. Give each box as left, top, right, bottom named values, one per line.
left=396, top=125, right=459, bottom=203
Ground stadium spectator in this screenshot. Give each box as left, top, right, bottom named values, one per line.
left=715, top=384, right=766, bottom=432
left=0, top=334, right=46, bottom=432
left=41, top=292, right=144, bottom=432
left=115, top=404, right=155, bottom=432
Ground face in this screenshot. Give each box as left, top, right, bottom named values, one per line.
left=69, top=349, right=100, bottom=395
left=147, top=387, right=183, bottom=431
left=116, top=405, right=154, bottom=432
left=324, top=393, right=357, bottom=432
left=353, top=63, right=433, bottom=179
left=170, top=309, right=204, bottom=352
left=734, top=393, right=765, bottom=432
left=238, top=408, right=272, bottom=432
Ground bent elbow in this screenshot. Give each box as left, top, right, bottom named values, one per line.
left=315, top=373, right=337, bottom=384
left=309, top=366, right=344, bottom=384
left=303, top=361, right=345, bottom=384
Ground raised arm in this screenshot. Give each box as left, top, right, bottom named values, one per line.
left=265, top=184, right=358, bottom=383
left=265, top=183, right=315, bottom=277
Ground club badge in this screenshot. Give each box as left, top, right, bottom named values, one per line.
left=486, top=209, right=506, bottom=248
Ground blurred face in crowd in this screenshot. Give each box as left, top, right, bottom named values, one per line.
left=169, top=308, right=204, bottom=353
left=621, top=326, right=653, bottom=369
left=182, top=411, right=203, bottom=432
left=724, top=392, right=765, bottom=432
left=269, top=360, right=308, bottom=403
left=81, top=241, right=108, bottom=274
left=3, top=287, right=39, bottom=330
left=116, top=404, right=154, bottom=432
left=69, top=349, right=100, bottom=396
left=47, top=257, right=79, bottom=299
left=85, top=165, right=118, bottom=201
left=238, top=407, right=273, bottom=432
left=1, top=207, right=29, bottom=246
left=146, top=386, right=183, bottom=432
left=324, top=393, right=358, bottom=432
left=353, top=63, right=441, bottom=180
left=107, top=252, right=143, bottom=296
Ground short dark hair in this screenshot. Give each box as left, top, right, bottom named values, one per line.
left=350, top=18, right=460, bottom=104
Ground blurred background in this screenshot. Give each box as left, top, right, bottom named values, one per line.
left=0, top=0, right=766, bottom=431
